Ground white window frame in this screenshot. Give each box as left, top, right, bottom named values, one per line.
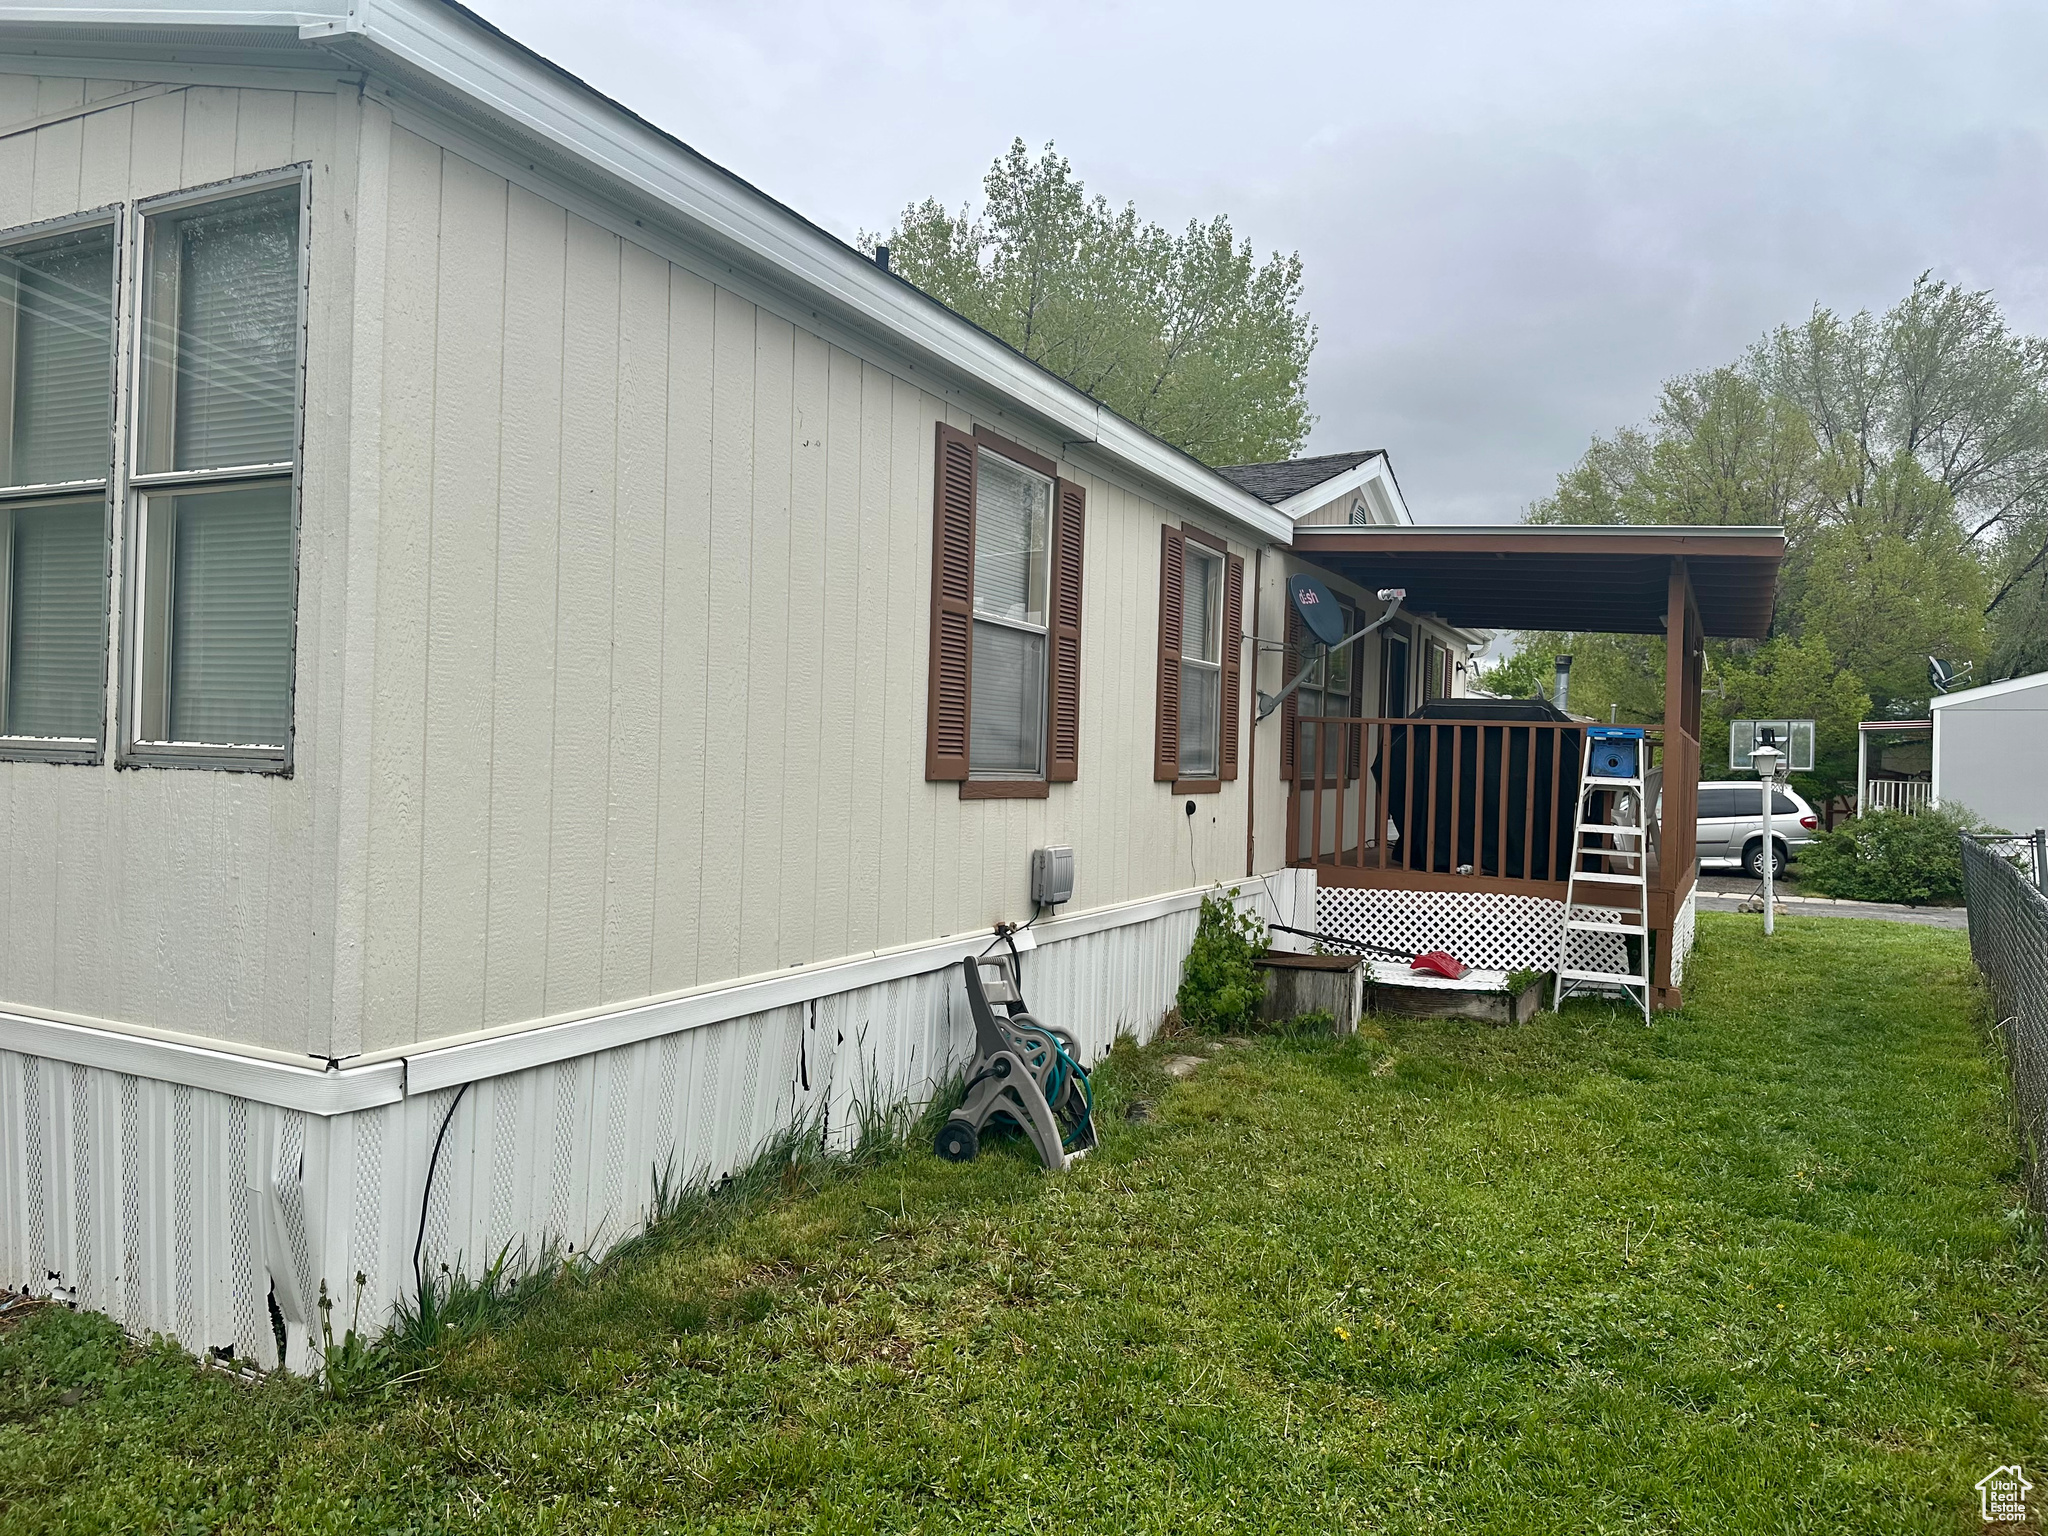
left=117, top=164, right=310, bottom=775
left=0, top=204, right=122, bottom=765
left=968, top=445, right=1053, bottom=782
left=1177, top=542, right=1224, bottom=779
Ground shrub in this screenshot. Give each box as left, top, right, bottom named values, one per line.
left=1176, top=889, right=1268, bottom=1031
left=1794, top=804, right=1999, bottom=905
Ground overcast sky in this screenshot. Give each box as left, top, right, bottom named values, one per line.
left=469, top=0, right=2048, bottom=524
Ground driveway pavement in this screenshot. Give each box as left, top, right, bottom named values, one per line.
left=1692, top=871, right=1968, bottom=929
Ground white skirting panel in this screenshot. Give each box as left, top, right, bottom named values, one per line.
left=0, top=1052, right=326, bottom=1370
left=1315, top=885, right=1624, bottom=973
left=2, top=871, right=1314, bottom=1370
left=1313, top=883, right=1691, bottom=989
left=1670, top=886, right=1698, bottom=988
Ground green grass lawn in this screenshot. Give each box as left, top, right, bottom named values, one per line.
left=4, top=913, right=2044, bottom=1533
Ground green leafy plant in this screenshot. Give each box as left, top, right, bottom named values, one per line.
left=1795, top=804, right=2000, bottom=905
left=1503, top=967, right=1550, bottom=999
left=1175, top=889, right=1268, bottom=1031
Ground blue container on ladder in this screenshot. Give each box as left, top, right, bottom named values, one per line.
left=1585, top=725, right=1644, bottom=781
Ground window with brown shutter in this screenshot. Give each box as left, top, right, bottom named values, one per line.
left=1154, top=526, right=1183, bottom=783
left=925, top=424, right=976, bottom=781
left=1047, top=478, right=1085, bottom=782
left=1220, top=553, right=1243, bottom=780
left=1158, top=523, right=1236, bottom=792
left=925, top=422, right=1084, bottom=796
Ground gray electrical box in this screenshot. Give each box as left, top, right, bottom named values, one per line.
left=1031, top=846, right=1074, bottom=907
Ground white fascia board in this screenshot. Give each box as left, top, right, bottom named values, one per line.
left=0, top=1007, right=403, bottom=1114
left=396, top=880, right=1252, bottom=1092
left=1273, top=453, right=1411, bottom=525
left=1928, top=670, right=2048, bottom=710
left=4, top=874, right=1293, bottom=1108
left=0, top=5, right=344, bottom=22
left=311, top=0, right=1290, bottom=545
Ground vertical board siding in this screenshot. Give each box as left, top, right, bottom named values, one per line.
left=481, top=186, right=568, bottom=1029
left=0, top=79, right=340, bottom=1053
left=352, top=133, right=1259, bottom=1052
left=364, top=126, right=441, bottom=1039
left=416, top=152, right=506, bottom=1037
left=542, top=215, right=622, bottom=1018
left=600, top=241, right=672, bottom=1003
left=649, top=269, right=714, bottom=996
left=0, top=83, right=1259, bottom=1061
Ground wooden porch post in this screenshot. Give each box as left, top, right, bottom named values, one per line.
left=1652, top=557, right=1700, bottom=1011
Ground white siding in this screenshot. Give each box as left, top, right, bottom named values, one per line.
left=348, top=129, right=1262, bottom=1055
left=1934, top=677, right=2048, bottom=833
left=0, top=80, right=1276, bottom=1064
left=0, top=75, right=350, bottom=1056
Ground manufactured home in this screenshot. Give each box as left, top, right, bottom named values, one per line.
left=0, top=2, right=1783, bottom=1370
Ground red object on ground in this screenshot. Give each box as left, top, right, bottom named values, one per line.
left=1409, top=950, right=1469, bottom=980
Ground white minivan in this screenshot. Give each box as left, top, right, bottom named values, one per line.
left=1694, top=781, right=1820, bottom=879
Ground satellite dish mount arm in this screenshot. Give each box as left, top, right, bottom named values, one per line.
left=1256, top=589, right=1406, bottom=723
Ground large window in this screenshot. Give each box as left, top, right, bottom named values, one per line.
left=1177, top=544, right=1224, bottom=778
left=126, top=177, right=303, bottom=766
left=926, top=424, right=1086, bottom=795
left=0, top=217, right=116, bottom=758
left=1293, top=597, right=1355, bottom=779
left=1423, top=636, right=1452, bottom=702
left=969, top=449, right=1051, bottom=778
left=1156, top=525, right=1242, bottom=789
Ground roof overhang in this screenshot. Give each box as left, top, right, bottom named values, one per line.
left=1928, top=670, right=2048, bottom=710
left=1290, top=524, right=1785, bottom=637
left=0, top=0, right=1294, bottom=545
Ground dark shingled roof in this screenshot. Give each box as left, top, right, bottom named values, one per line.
left=1215, top=450, right=1384, bottom=505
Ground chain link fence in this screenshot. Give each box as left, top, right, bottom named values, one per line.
left=1961, top=833, right=2048, bottom=1213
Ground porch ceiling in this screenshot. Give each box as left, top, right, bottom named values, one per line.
left=1290, top=525, right=1784, bottom=637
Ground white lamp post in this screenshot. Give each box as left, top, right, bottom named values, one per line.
left=1752, top=742, right=1784, bottom=935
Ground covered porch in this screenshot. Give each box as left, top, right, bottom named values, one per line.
left=1278, top=525, right=1785, bottom=1010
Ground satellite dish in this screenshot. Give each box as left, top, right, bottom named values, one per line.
left=1287, top=573, right=1348, bottom=649
left=1928, top=655, right=1973, bottom=694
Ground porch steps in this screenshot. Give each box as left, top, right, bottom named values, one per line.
left=1554, top=729, right=1653, bottom=1023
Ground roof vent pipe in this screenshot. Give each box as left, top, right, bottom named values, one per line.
left=874, top=244, right=890, bottom=273
left=1554, top=654, right=1573, bottom=714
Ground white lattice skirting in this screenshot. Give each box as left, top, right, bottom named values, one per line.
left=1670, top=886, right=1697, bottom=988
left=1315, top=883, right=1701, bottom=991
left=1315, top=886, right=1626, bottom=974
left=1, top=874, right=1313, bottom=1372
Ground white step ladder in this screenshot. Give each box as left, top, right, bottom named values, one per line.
left=1552, top=728, right=1651, bottom=1022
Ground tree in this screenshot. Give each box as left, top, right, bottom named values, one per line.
left=1790, top=455, right=1985, bottom=713
left=1701, top=636, right=1871, bottom=821
left=872, top=141, right=1315, bottom=467
left=1751, top=276, right=2048, bottom=674
left=1510, top=276, right=2038, bottom=809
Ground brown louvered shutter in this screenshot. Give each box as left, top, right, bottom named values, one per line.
left=925, top=424, right=976, bottom=780
left=1279, top=603, right=1301, bottom=781
left=1047, top=478, right=1086, bottom=782
left=1220, top=553, right=1244, bottom=780
left=1154, top=525, right=1184, bottom=781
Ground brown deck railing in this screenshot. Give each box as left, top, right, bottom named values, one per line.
left=1287, top=716, right=1693, bottom=901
